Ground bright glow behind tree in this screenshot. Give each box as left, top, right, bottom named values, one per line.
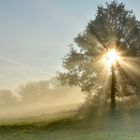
left=103, top=49, right=120, bottom=67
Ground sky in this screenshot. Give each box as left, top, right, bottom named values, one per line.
left=0, top=0, right=140, bottom=89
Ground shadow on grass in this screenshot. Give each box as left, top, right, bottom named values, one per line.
left=0, top=108, right=140, bottom=133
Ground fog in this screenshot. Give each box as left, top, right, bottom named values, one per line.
left=0, top=78, right=84, bottom=119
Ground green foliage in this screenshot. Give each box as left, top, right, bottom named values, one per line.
left=58, top=1, right=140, bottom=106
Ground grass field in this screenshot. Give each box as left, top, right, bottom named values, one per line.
left=0, top=109, right=140, bottom=140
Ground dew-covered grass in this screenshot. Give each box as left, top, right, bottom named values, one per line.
left=0, top=110, right=140, bottom=140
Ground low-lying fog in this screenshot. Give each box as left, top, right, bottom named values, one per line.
left=0, top=78, right=84, bottom=119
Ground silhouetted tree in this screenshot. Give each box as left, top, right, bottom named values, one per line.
left=18, top=80, right=51, bottom=103
left=58, top=1, right=140, bottom=114
left=0, top=89, right=18, bottom=108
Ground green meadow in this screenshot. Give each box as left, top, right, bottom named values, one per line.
left=0, top=109, right=140, bottom=140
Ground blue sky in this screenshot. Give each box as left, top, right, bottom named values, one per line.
left=0, top=0, right=140, bottom=89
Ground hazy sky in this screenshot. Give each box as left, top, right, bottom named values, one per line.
left=0, top=0, right=140, bottom=89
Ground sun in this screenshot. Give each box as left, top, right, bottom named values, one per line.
left=103, top=49, right=120, bottom=66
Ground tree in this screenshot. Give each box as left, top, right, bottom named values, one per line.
left=58, top=1, right=140, bottom=114
left=18, top=80, right=51, bottom=103
left=0, top=89, right=18, bottom=108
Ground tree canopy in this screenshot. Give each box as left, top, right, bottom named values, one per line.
left=58, top=1, right=140, bottom=110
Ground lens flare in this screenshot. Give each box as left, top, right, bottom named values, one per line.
left=103, top=49, right=120, bottom=66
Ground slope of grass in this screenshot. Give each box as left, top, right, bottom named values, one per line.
left=0, top=110, right=140, bottom=140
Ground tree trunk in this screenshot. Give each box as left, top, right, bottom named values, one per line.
left=111, top=65, right=116, bottom=114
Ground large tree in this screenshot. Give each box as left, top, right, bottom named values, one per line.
left=58, top=1, right=140, bottom=114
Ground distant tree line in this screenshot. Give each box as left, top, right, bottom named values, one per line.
left=0, top=78, right=82, bottom=110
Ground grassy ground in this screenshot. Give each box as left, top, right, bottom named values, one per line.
left=0, top=110, right=140, bottom=140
